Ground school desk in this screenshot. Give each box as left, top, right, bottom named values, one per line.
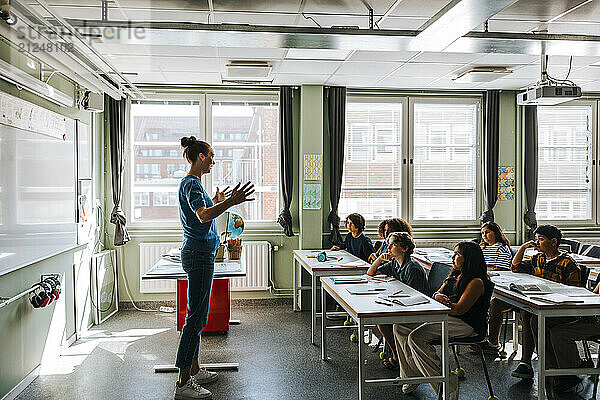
left=490, top=271, right=600, bottom=400
left=321, top=275, right=451, bottom=400
left=292, top=249, right=370, bottom=344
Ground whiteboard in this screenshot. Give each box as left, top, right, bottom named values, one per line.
left=0, top=98, right=77, bottom=276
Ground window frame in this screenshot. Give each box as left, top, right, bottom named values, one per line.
left=408, top=96, right=483, bottom=227
left=535, top=99, right=598, bottom=227
left=205, top=93, right=281, bottom=229
left=343, top=95, right=408, bottom=224
left=126, top=96, right=205, bottom=229
left=342, top=95, right=483, bottom=229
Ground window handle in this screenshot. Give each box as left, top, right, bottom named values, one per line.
left=403, top=159, right=407, bottom=165
left=410, top=159, right=413, bottom=164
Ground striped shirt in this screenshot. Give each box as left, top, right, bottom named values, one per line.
left=480, top=243, right=513, bottom=269
left=512, top=252, right=582, bottom=286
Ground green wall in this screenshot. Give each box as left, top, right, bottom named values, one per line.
left=0, top=37, right=99, bottom=399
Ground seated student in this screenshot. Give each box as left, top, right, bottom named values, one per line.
left=331, top=213, right=374, bottom=262
left=531, top=280, right=600, bottom=393
left=368, top=218, right=414, bottom=263
left=486, top=224, right=583, bottom=380
left=393, top=241, right=493, bottom=399
left=480, top=221, right=513, bottom=270
left=368, top=219, right=390, bottom=263
left=366, top=232, right=427, bottom=370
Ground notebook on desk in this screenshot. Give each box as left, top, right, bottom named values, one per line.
left=509, top=283, right=552, bottom=295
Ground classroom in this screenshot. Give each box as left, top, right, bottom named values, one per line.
left=2, top=1, right=600, bottom=400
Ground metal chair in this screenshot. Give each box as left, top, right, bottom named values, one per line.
left=580, top=244, right=600, bottom=259
left=561, top=238, right=582, bottom=254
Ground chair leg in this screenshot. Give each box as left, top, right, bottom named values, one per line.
left=474, top=344, right=496, bottom=399
left=452, top=344, right=461, bottom=368
left=593, top=343, right=600, bottom=400
left=500, top=311, right=509, bottom=356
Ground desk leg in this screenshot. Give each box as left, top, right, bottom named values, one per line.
left=537, top=313, right=546, bottom=400
left=358, top=318, right=365, bottom=400
left=292, top=258, right=298, bottom=312
left=321, top=285, right=327, bottom=361
left=311, top=274, right=317, bottom=345
left=441, top=317, right=449, bottom=400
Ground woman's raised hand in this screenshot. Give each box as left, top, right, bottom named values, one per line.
left=229, top=181, right=255, bottom=205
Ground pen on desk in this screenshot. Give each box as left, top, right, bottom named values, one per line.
left=375, top=300, right=393, bottom=307
left=370, top=277, right=387, bottom=282
left=392, top=289, right=403, bottom=295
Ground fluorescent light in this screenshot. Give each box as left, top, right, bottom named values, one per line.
left=0, top=58, right=73, bottom=107
left=453, top=67, right=512, bottom=83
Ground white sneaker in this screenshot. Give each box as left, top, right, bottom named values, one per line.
left=192, top=368, right=218, bottom=384
left=402, top=383, right=419, bottom=394
left=174, top=379, right=212, bottom=400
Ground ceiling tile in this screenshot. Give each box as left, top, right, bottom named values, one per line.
left=568, top=66, right=600, bottom=80
left=213, top=11, right=297, bottom=25
left=335, top=61, right=400, bottom=76
left=106, top=55, right=162, bottom=72
left=348, top=50, right=419, bottom=62
left=475, top=53, right=539, bottom=64
left=278, top=60, right=341, bottom=74
left=93, top=43, right=150, bottom=56
left=392, top=63, right=463, bottom=78
left=273, top=74, right=329, bottom=85
left=218, top=47, right=287, bottom=59
left=376, top=76, right=436, bottom=88
left=411, top=52, right=485, bottom=64
left=153, top=57, right=221, bottom=72
left=476, top=78, right=533, bottom=90
left=146, top=45, right=218, bottom=58
left=129, top=72, right=168, bottom=83
left=327, top=75, right=380, bottom=87
left=286, top=48, right=352, bottom=61
left=162, top=72, right=221, bottom=84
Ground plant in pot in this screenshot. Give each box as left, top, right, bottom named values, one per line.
left=227, top=238, right=242, bottom=260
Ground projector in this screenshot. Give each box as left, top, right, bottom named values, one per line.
left=517, top=84, right=582, bottom=105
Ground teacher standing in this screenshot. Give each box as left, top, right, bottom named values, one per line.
left=175, top=136, right=254, bottom=400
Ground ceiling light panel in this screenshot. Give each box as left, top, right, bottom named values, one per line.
left=453, top=68, right=512, bottom=83
left=286, top=48, right=351, bottom=61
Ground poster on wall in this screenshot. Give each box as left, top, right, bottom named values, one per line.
left=498, top=166, right=515, bottom=200
left=303, top=183, right=321, bottom=209
left=303, top=154, right=322, bottom=181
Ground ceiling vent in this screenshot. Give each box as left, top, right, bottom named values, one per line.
left=224, top=60, right=272, bottom=81
left=453, top=66, right=512, bottom=83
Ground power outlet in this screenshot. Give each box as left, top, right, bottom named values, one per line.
left=273, top=245, right=279, bottom=251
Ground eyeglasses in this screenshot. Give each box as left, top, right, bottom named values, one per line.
left=453, top=251, right=462, bottom=258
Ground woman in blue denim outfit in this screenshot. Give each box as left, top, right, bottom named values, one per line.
left=175, top=136, right=254, bottom=400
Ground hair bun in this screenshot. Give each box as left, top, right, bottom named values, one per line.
left=180, top=136, right=197, bottom=148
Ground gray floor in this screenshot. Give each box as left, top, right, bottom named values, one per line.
left=16, top=301, right=598, bottom=400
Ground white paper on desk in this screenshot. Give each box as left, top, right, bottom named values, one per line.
left=551, top=286, right=599, bottom=297
left=378, top=293, right=410, bottom=300
left=530, top=293, right=584, bottom=304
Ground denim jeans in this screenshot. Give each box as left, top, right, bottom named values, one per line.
left=175, top=248, right=215, bottom=369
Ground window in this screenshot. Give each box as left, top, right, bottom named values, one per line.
left=412, top=101, right=479, bottom=221
left=209, top=98, right=279, bottom=222
left=340, top=100, right=403, bottom=220
left=536, top=104, right=593, bottom=221
left=130, top=101, right=200, bottom=222
left=340, top=96, right=481, bottom=224
left=130, top=96, right=280, bottom=224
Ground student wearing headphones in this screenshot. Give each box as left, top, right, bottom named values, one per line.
left=175, top=136, right=254, bottom=400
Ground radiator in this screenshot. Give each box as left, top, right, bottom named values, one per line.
left=139, top=241, right=271, bottom=293
left=139, top=243, right=179, bottom=293
left=230, top=241, right=271, bottom=291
